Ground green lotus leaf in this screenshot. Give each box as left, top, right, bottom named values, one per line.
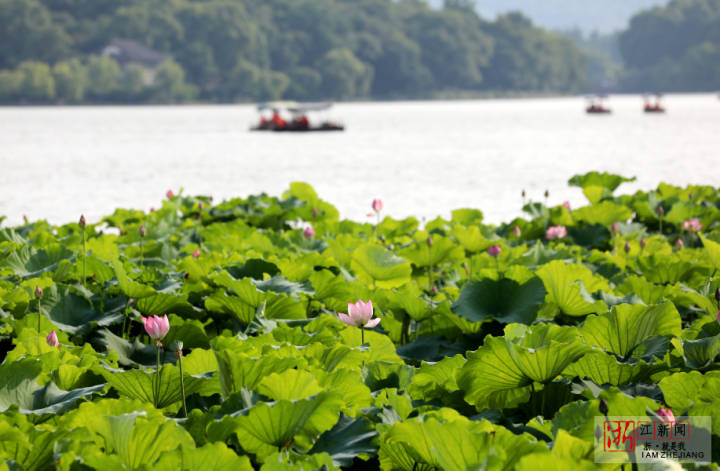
left=516, top=242, right=571, bottom=267
left=562, top=351, right=655, bottom=386
left=350, top=244, right=412, bottom=289
left=0, top=412, right=70, bottom=471
left=283, top=181, right=339, bottom=222
left=580, top=303, right=681, bottom=358
left=568, top=172, right=635, bottom=204
left=450, top=225, right=493, bottom=253
left=567, top=224, right=611, bottom=249
left=672, top=334, right=720, bottom=369
left=452, top=276, right=546, bottom=324
left=227, top=258, right=281, bottom=280
left=101, top=364, right=208, bottom=408
left=96, top=329, right=176, bottom=367
left=257, top=369, right=323, bottom=401
left=515, top=452, right=597, bottom=471
left=658, top=371, right=716, bottom=411
left=113, top=259, right=155, bottom=298
left=234, top=392, right=343, bottom=461
left=536, top=260, right=609, bottom=317
left=38, top=285, right=121, bottom=334
left=318, top=368, right=372, bottom=413
left=213, top=349, right=298, bottom=398
left=700, top=235, right=720, bottom=271
left=450, top=208, right=484, bottom=226
left=400, top=234, right=463, bottom=268
left=572, top=201, right=633, bottom=226
left=135, top=292, right=191, bottom=316
left=260, top=451, right=339, bottom=471
left=154, top=442, right=254, bottom=471
left=4, top=244, right=75, bottom=278
left=408, top=354, right=465, bottom=402
left=309, top=414, right=378, bottom=468
left=636, top=253, right=701, bottom=284
left=665, top=201, right=704, bottom=225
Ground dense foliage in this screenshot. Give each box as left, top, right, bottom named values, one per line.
left=619, top=0, right=720, bottom=92
left=0, top=0, right=586, bottom=103
left=1, top=173, right=720, bottom=469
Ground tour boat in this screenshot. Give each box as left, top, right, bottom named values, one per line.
left=643, top=94, right=666, bottom=113
left=251, top=102, right=344, bottom=132
left=585, top=95, right=611, bottom=114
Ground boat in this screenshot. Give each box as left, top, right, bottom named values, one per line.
left=643, top=93, right=665, bottom=113
left=250, top=101, right=344, bottom=132
left=585, top=95, right=611, bottom=114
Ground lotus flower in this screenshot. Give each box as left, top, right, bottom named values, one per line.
left=682, top=218, right=702, bottom=233
left=166, top=190, right=175, bottom=198
left=338, top=300, right=380, bottom=328
left=143, top=314, right=170, bottom=341
left=512, top=225, right=522, bottom=237
left=546, top=225, right=567, bottom=240
left=46, top=330, right=59, bottom=348
left=372, top=199, right=383, bottom=213
left=303, top=226, right=315, bottom=238
left=191, top=249, right=201, bottom=258
left=657, top=407, right=675, bottom=424
left=488, top=245, right=501, bottom=257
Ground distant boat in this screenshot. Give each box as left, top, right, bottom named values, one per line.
left=251, top=101, right=345, bottom=132
left=643, top=93, right=665, bottom=113
left=586, top=95, right=611, bottom=114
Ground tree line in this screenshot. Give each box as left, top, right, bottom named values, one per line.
left=0, top=0, right=586, bottom=104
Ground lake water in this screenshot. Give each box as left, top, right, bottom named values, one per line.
left=1, top=94, right=718, bottom=228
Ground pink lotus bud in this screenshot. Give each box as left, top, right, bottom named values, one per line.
left=46, top=330, right=59, bottom=348
left=372, top=199, right=383, bottom=213
left=34, top=286, right=43, bottom=299
left=640, top=238, right=646, bottom=249
left=546, top=225, right=568, bottom=240
left=488, top=245, right=501, bottom=257
left=166, top=190, right=175, bottom=198
left=544, top=189, right=550, bottom=198
left=657, top=206, right=664, bottom=216
left=139, top=225, right=147, bottom=238
left=150, top=207, right=156, bottom=213
left=521, top=189, right=526, bottom=198
left=143, top=314, right=170, bottom=341
left=426, top=236, right=433, bottom=247
left=23, top=214, right=29, bottom=224
left=715, top=288, right=720, bottom=302
left=79, top=214, right=87, bottom=228
left=675, top=238, right=684, bottom=249
left=599, top=399, right=609, bottom=415
left=682, top=218, right=702, bottom=233
left=611, top=223, right=619, bottom=233
left=716, top=310, right=720, bottom=323
left=312, top=207, right=319, bottom=218
left=512, top=225, right=522, bottom=237
left=191, top=250, right=201, bottom=258
left=563, top=201, right=571, bottom=210
left=431, top=285, right=438, bottom=295
left=624, top=242, right=631, bottom=254
left=338, top=300, right=380, bottom=328
left=303, top=226, right=315, bottom=238
left=657, top=407, right=675, bottom=424
left=198, top=202, right=204, bottom=210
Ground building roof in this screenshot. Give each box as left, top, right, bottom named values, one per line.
left=102, top=39, right=169, bottom=68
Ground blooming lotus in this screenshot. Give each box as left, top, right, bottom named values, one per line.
left=46, top=330, right=59, bottom=348
left=488, top=245, right=501, bottom=257
left=303, top=226, right=315, bottom=238
left=546, top=225, right=567, bottom=240
left=372, top=199, right=383, bottom=213
left=338, top=300, right=381, bottom=328
left=143, top=314, right=170, bottom=341
left=682, top=218, right=702, bottom=233
left=657, top=407, right=675, bottom=424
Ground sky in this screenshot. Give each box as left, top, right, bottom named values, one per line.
left=432, top=0, right=670, bottom=33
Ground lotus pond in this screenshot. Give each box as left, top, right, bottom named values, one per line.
left=1, top=172, right=719, bottom=470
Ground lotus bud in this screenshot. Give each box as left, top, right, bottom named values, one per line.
left=150, top=207, right=156, bottom=213
left=640, top=238, right=646, bottom=249
left=23, top=214, right=29, bottom=224
left=657, top=206, right=664, bottom=216
left=426, top=236, right=433, bottom=248
left=611, top=223, right=619, bottom=233
left=624, top=242, right=631, bottom=254
left=34, top=286, right=43, bottom=299
left=521, top=189, right=526, bottom=198
left=716, top=310, right=720, bottom=324
left=198, top=202, right=204, bottom=210
left=675, top=238, right=684, bottom=249
left=46, top=330, right=59, bottom=348
left=379, top=235, right=386, bottom=244
left=512, top=225, right=522, bottom=237
left=563, top=201, right=571, bottom=210
left=372, top=199, right=383, bottom=213
left=488, top=245, right=501, bottom=257
left=431, top=285, right=438, bottom=295
left=166, top=189, right=175, bottom=198
left=303, top=226, right=315, bottom=238
left=657, top=407, right=675, bottom=424
left=143, top=314, right=170, bottom=341
left=312, top=207, right=318, bottom=218
left=544, top=189, right=549, bottom=198
left=599, top=398, right=609, bottom=415
left=139, top=225, right=147, bottom=238
left=715, top=288, right=720, bottom=302
left=184, top=272, right=189, bottom=279
left=689, top=192, right=694, bottom=200
left=79, top=214, right=87, bottom=228
left=191, top=250, right=201, bottom=258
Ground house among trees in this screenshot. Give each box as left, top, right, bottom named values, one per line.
left=101, top=39, right=169, bottom=85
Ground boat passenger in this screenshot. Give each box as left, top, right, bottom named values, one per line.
left=299, top=115, right=309, bottom=129
left=271, top=110, right=286, bottom=129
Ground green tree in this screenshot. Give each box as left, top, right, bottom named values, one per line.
left=316, top=48, right=373, bottom=99
left=18, top=61, right=55, bottom=101
left=119, top=63, right=147, bottom=101
left=152, top=59, right=196, bottom=103
left=52, top=58, right=87, bottom=103
left=0, top=69, right=22, bottom=102
left=85, top=55, right=122, bottom=99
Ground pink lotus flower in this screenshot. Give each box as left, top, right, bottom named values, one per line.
left=563, top=201, right=571, bottom=210
left=675, top=238, right=684, bottom=249
left=682, top=218, right=702, bottom=233
left=512, top=225, right=522, bottom=237
left=166, top=190, right=175, bottom=198
left=46, top=330, right=59, bottom=348
left=657, top=407, right=675, bottom=424
left=338, top=300, right=381, bottom=328
left=143, top=314, right=170, bottom=341
left=546, top=225, right=567, bottom=240
left=191, top=250, right=201, bottom=258
left=303, top=226, right=315, bottom=238
left=366, top=212, right=375, bottom=218
left=488, top=245, right=501, bottom=257
left=372, top=199, right=383, bottom=213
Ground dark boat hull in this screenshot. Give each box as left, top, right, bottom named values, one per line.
left=250, top=125, right=344, bottom=132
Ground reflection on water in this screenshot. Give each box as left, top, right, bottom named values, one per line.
left=0, top=94, right=718, bottom=226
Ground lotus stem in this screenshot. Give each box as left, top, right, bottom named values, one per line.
left=155, top=342, right=162, bottom=408
left=82, top=227, right=86, bottom=287
left=361, top=325, right=365, bottom=345
left=176, top=348, right=188, bottom=418
left=121, top=297, right=130, bottom=340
